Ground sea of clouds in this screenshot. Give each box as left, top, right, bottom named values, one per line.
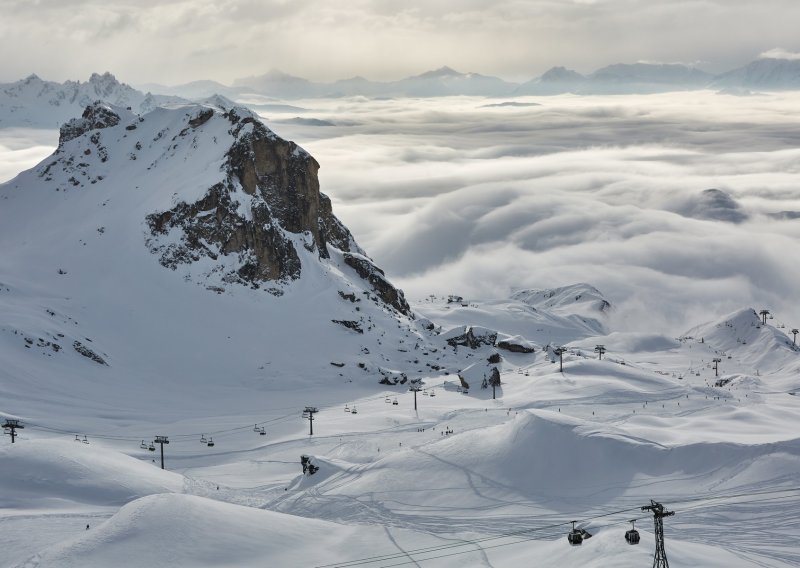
left=3, top=91, right=800, bottom=334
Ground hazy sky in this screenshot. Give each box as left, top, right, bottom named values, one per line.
left=1, top=0, right=800, bottom=85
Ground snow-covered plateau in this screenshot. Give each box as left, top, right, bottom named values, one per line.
left=1, top=90, right=799, bottom=568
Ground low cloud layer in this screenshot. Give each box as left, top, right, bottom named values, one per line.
left=267, top=92, right=800, bottom=333
left=2, top=91, right=800, bottom=335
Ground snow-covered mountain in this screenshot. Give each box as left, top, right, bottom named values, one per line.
left=712, top=57, right=800, bottom=90
left=517, top=63, right=712, bottom=95
left=0, top=72, right=185, bottom=128
left=232, top=66, right=518, bottom=98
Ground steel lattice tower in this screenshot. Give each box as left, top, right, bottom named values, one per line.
left=642, top=500, right=674, bottom=568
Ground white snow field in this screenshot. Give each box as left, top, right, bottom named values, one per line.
left=1, top=94, right=800, bottom=567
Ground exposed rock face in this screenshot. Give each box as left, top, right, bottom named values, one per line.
left=497, top=337, right=535, bottom=353
left=58, top=102, right=123, bottom=148
left=143, top=104, right=367, bottom=289
left=343, top=252, right=411, bottom=316
left=444, top=326, right=497, bottom=349
left=146, top=181, right=303, bottom=285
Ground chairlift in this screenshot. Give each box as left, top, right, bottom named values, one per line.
left=75, top=434, right=81, bottom=442
left=351, top=405, right=358, bottom=414
left=429, top=390, right=436, bottom=397
left=207, top=437, right=215, bottom=447
left=140, top=440, right=148, bottom=449
left=148, top=442, right=156, bottom=452
left=259, top=427, right=266, bottom=435
left=344, top=404, right=351, bottom=413
left=567, top=521, right=583, bottom=545
left=423, top=389, right=429, bottom=396
left=83, top=435, right=89, bottom=444
left=200, top=434, right=207, bottom=444
left=392, top=398, right=399, bottom=405
left=385, top=396, right=391, bottom=404
left=253, top=424, right=260, bottom=432
left=624, top=520, right=640, bottom=545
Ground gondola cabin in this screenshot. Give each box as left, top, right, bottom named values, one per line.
left=625, top=521, right=640, bottom=544
left=567, top=521, right=583, bottom=545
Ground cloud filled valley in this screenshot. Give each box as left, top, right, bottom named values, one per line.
left=250, top=91, right=800, bottom=332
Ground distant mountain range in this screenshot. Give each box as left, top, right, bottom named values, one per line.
left=0, top=72, right=185, bottom=128
left=176, top=58, right=800, bottom=99
left=3, top=57, right=800, bottom=129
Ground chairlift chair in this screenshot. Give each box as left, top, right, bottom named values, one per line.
left=140, top=440, right=148, bottom=449
left=351, top=405, right=358, bottom=414
left=567, top=521, right=583, bottom=545
left=393, top=398, right=399, bottom=405
left=207, top=437, right=215, bottom=447
left=423, top=389, right=429, bottom=396
left=253, top=424, right=260, bottom=432
left=83, top=435, right=89, bottom=444
left=148, top=442, right=156, bottom=452
left=385, top=396, right=391, bottom=403
left=624, top=520, right=640, bottom=545
left=259, top=427, right=266, bottom=435
left=344, top=404, right=350, bottom=413
left=430, top=390, right=436, bottom=397
left=200, top=434, right=207, bottom=444
left=75, top=435, right=81, bottom=442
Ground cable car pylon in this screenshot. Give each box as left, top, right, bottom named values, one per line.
left=642, top=500, right=674, bottom=568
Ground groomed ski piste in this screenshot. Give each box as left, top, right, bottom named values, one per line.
left=3, top=300, right=800, bottom=567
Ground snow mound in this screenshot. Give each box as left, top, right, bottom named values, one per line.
left=309, top=411, right=800, bottom=514
left=684, top=307, right=799, bottom=373
left=0, top=439, right=183, bottom=508
left=22, top=493, right=431, bottom=568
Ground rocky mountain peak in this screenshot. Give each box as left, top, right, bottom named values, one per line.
left=33, top=99, right=408, bottom=313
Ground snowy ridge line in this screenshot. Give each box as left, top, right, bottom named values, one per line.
left=10, top=381, right=456, bottom=444
left=316, top=487, right=800, bottom=568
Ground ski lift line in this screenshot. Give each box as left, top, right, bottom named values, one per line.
left=23, top=411, right=299, bottom=444
left=316, top=505, right=644, bottom=568
left=315, top=487, right=800, bottom=568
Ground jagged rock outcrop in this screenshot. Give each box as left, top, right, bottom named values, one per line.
left=58, top=103, right=122, bottom=148
left=343, top=252, right=411, bottom=316
left=443, top=325, right=497, bottom=349
left=146, top=106, right=363, bottom=285
left=497, top=335, right=536, bottom=353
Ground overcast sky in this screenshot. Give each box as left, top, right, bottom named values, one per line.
left=2, top=0, right=800, bottom=85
